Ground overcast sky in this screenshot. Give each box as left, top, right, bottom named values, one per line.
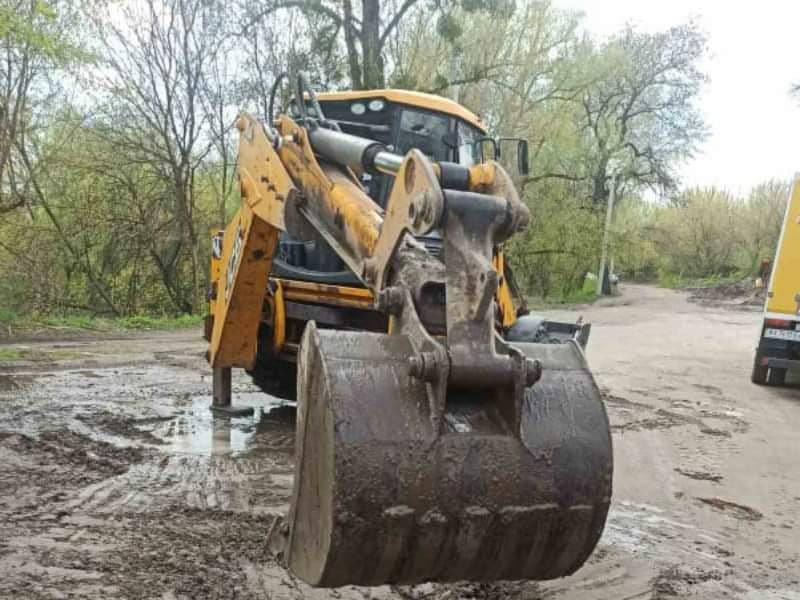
left=555, top=0, right=800, bottom=194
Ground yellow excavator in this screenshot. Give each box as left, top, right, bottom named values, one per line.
left=205, top=74, right=612, bottom=587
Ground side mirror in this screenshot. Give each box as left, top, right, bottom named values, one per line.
left=474, top=137, right=498, bottom=162
left=498, top=137, right=530, bottom=177
left=517, top=139, right=529, bottom=176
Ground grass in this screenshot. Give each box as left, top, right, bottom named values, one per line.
left=528, top=277, right=599, bottom=309
left=0, top=311, right=203, bottom=336
left=0, top=348, right=25, bottom=361
left=114, top=314, right=202, bottom=330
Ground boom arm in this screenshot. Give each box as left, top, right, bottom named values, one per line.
left=210, top=111, right=531, bottom=379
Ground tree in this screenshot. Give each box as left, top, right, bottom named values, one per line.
left=390, top=0, right=579, bottom=114
left=91, top=0, right=232, bottom=313
left=738, top=179, right=789, bottom=272
left=241, top=0, right=508, bottom=90
left=534, top=23, right=708, bottom=204
left=10, top=111, right=135, bottom=316
left=0, top=0, right=85, bottom=213
left=654, top=187, right=740, bottom=278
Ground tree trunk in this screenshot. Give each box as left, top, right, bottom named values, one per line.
left=361, top=0, right=384, bottom=89
left=592, top=170, right=608, bottom=205
left=342, top=0, right=363, bottom=89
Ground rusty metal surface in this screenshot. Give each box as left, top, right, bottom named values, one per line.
left=287, top=323, right=612, bottom=586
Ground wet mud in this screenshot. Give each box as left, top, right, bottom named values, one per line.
left=0, top=286, right=799, bottom=598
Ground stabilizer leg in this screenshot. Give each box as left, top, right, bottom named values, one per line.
left=211, top=366, right=254, bottom=417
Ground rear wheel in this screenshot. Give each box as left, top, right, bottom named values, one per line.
left=247, top=360, right=296, bottom=400
left=767, top=367, right=787, bottom=386
left=246, top=324, right=297, bottom=400
left=751, top=354, right=768, bottom=385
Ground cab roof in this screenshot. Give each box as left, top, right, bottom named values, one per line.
left=317, top=89, right=487, bottom=133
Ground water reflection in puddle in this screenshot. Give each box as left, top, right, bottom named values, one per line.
left=157, top=394, right=295, bottom=457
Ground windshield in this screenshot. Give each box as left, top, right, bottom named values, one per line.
left=457, top=121, right=485, bottom=167
left=396, top=109, right=452, bottom=161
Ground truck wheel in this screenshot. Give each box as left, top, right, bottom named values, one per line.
left=751, top=355, right=768, bottom=385
left=767, top=367, right=787, bottom=386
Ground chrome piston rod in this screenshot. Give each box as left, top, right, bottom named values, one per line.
left=307, top=126, right=402, bottom=176
left=306, top=125, right=474, bottom=188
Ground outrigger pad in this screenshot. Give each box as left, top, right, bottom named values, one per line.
left=286, top=323, right=612, bottom=587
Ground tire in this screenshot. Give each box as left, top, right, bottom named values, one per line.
left=767, top=367, right=787, bottom=386
left=245, top=322, right=298, bottom=401
left=751, top=354, right=768, bottom=385
left=247, top=360, right=297, bottom=400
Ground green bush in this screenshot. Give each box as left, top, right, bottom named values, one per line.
left=116, top=314, right=202, bottom=330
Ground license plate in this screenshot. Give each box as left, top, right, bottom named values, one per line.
left=765, top=327, right=800, bottom=342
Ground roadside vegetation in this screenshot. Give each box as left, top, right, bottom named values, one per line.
left=0, top=0, right=791, bottom=325
left=602, top=181, right=789, bottom=288
left=0, top=311, right=202, bottom=337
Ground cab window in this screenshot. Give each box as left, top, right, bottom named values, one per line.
left=456, top=121, right=484, bottom=167
left=396, top=109, right=452, bottom=162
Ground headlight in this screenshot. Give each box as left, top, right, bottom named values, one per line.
left=350, top=102, right=366, bottom=115
left=368, top=99, right=385, bottom=112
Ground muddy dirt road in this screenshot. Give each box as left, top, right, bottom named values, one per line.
left=0, top=284, right=798, bottom=599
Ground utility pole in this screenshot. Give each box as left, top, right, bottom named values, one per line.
left=597, top=169, right=617, bottom=296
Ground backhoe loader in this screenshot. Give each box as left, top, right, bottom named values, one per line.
left=205, top=74, right=612, bottom=587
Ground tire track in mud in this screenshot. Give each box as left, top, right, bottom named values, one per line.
left=0, top=361, right=540, bottom=600
left=604, top=386, right=750, bottom=495
left=59, top=453, right=293, bottom=515
left=567, top=388, right=794, bottom=599
left=0, top=425, right=150, bottom=599
left=0, top=360, right=298, bottom=599
left=0, top=429, right=148, bottom=510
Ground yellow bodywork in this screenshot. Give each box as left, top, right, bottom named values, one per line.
left=317, top=89, right=486, bottom=132
left=279, top=278, right=375, bottom=310
left=494, top=252, right=517, bottom=328
left=208, top=202, right=279, bottom=368
left=208, top=94, right=520, bottom=369
left=269, top=280, right=286, bottom=353
left=208, top=116, right=295, bottom=368
left=766, top=176, right=800, bottom=317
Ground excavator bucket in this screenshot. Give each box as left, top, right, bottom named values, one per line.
left=286, top=323, right=612, bottom=587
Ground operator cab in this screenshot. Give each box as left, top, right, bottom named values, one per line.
left=308, top=90, right=488, bottom=207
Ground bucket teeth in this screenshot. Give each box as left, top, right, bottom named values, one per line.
left=286, top=322, right=613, bottom=587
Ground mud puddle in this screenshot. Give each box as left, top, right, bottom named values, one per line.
left=154, top=395, right=295, bottom=456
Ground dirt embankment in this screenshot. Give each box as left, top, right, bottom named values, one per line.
left=687, top=278, right=765, bottom=309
